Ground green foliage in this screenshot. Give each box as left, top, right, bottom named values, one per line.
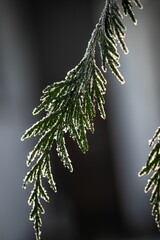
left=139, top=127, right=160, bottom=230
left=122, top=0, right=143, bottom=24
left=22, top=0, right=142, bottom=239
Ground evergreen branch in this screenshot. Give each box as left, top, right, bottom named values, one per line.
left=122, top=0, right=143, bottom=24
left=139, top=127, right=160, bottom=230
left=22, top=0, right=142, bottom=239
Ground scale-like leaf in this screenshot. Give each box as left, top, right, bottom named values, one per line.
left=139, top=127, right=160, bottom=230
left=22, top=0, right=142, bottom=239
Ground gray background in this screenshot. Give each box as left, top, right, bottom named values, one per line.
left=0, top=0, right=160, bottom=239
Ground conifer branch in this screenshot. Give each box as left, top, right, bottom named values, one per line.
left=22, top=0, right=142, bottom=239
left=139, top=127, right=160, bottom=230
left=122, top=0, right=143, bottom=24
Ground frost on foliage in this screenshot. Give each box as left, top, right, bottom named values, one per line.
left=139, top=127, right=160, bottom=230
left=122, top=0, right=143, bottom=24
left=22, top=0, right=142, bottom=239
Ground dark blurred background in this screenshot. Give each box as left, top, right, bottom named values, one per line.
left=0, top=0, right=160, bottom=239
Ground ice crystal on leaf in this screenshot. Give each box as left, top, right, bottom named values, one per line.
left=22, top=0, right=142, bottom=239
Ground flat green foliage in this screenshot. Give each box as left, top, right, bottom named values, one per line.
left=139, top=127, right=160, bottom=230
left=22, top=0, right=142, bottom=239
left=122, top=0, right=142, bottom=24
